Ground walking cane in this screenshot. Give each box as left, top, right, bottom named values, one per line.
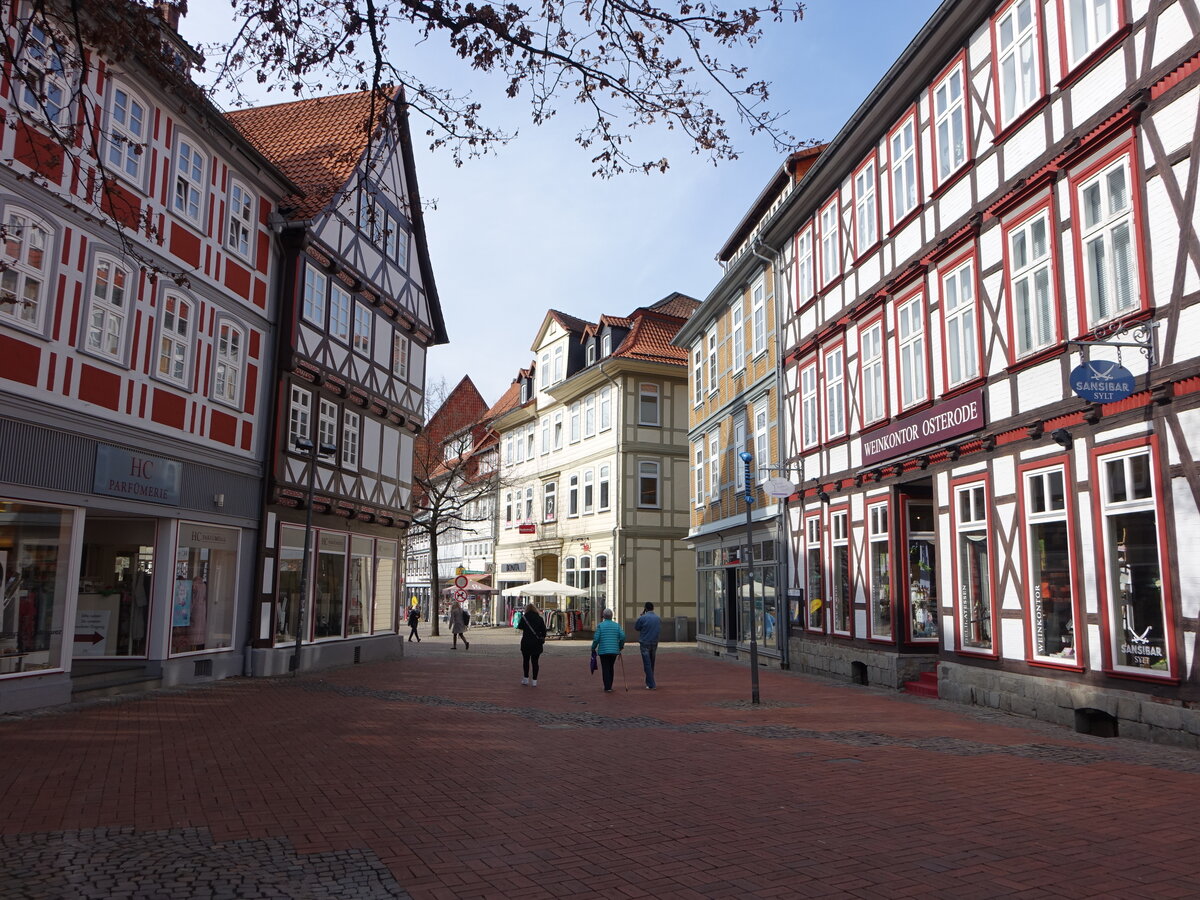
left=618, top=653, right=628, bottom=692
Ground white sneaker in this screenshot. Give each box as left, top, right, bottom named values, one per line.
left=531, top=680, right=538, bottom=687
left=521, top=678, right=529, bottom=685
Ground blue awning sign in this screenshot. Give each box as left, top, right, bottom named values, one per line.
left=1070, top=361, right=1135, bottom=404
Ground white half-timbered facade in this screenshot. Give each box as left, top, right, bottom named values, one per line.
left=227, top=89, right=448, bottom=675
left=0, top=3, right=294, bottom=713
left=739, top=0, right=1200, bottom=744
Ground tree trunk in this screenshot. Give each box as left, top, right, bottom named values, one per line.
left=428, top=525, right=441, bottom=636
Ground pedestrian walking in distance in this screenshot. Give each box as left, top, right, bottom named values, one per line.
left=449, top=601, right=470, bottom=650
left=590, top=608, right=625, bottom=693
left=634, top=601, right=661, bottom=689
left=518, top=602, right=547, bottom=685
left=406, top=605, right=422, bottom=642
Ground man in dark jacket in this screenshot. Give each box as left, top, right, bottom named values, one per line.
left=634, top=602, right=661, bottom=690
left=406, top=605, right=421, bottom=642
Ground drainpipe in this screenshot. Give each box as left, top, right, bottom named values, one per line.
left=599, top=364, right=623, bottom=628
left=749, top=239, right=791, bottom=670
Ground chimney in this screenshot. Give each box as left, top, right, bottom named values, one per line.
left=155, top=2, right=182, bottom=31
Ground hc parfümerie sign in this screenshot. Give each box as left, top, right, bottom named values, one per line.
left=93, top=445, right=182, bottom=506
left=861, top=387, right=986, bottom=467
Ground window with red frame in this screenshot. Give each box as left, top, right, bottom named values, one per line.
left=941, top=258, right=979, bottom=387
left=824, top=345, right=846, bottom=439
left=955, top=482, right=993, bottom=652
left=819, top=198, right=840, bottom=285
left=1008, top=207, right=1058, bottom=358
left=867, top=502, right=892, bottom=640
left=890, top=116, right=918, bottom=222
left=895, top=293, right=927, bottom=410
left=1023, top=464, right=1077, bottom=663
left=854, top=160, right=878, bottom=253
left=805, top=514, right=824, bottom=631
left=830, top=509, right=851, bottom=635
left=861, top=320, right=887, bottom=425
left=1077, top=154, right=1138, bottom=328
left=932, top=61, right=968, bottom=182
left=796, top=225, right=814, bottom=305
left=995, top=0, right=1041, bottom=127
left=800, top=359, right=819, bottom=450
left=1063, top=0, right=1118, bottom=70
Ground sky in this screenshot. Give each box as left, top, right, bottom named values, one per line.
left=185, top=0, right=942, bottom=407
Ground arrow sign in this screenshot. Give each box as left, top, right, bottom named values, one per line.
left=73, top=631, right=104, bottom=645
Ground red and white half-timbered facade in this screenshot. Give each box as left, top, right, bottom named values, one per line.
left=752, top=0, right=1199, bottom=744
left=227, top=90, right=448, bottom=674
left=0, top=3, right=294, bottom=712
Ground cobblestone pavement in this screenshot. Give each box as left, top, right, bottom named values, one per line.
left=2, top=627, right=1198, bottom=899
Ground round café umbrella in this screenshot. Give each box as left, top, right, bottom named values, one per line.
left=500, top=579, right=587, bottom=597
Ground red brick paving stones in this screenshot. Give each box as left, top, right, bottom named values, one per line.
left=1, top=628, right=1198, bottom=898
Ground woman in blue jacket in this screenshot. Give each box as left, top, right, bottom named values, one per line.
left=590, top=608, right=626, bottom=693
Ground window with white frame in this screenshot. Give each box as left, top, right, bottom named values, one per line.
left=890, top=116, right=918, bottom=221
left=796, top=226, right=814, bottom=306
left=1099, top=447, right=1169, bottom=674
left=553, top=413, right=563, bottom=449
left=583, top=469, right=595, bottom=513
left=539, top=352, right=549, bottom=388
left=586, top=341, right=596, bottom=366
left=504, top=434, right=513, bottom=465
left=1078, top=155, right=1137, bottom=326
left=599, top=387, right=612, bottom=431
left=805, top=515, right=824, bottom=630
left=601, top=332, right=612, bottom=356
left=955, top=483, right=993, bottom=651
left=329, top=283, right=351, bottom=342
left=868, top=502, right=892, bottom=639
left=933, top=63, right=967, bottom=182
left=708, top=432, right=720, bottom=501
left=514, top=428, right=525, bottom=463
left=213, top=321, right=244, bottom=405
left=568, top=475, right=579, bottom=517
left=569, top=402, right=581, bottom=442
left=106, top=84, right=147, bottom=182
left=800, top=360, right=819, bottom=449
left=692, top=343, right=704, bottom=405
left=1023, top=466, right=1076, bottom=662
left=996, top=0, right=1040, bottom=126
left=584, top=395, right=596, bottom=437
left=733, top=418, right=747, bottom=492
left=303, top=264, right=327, bottom=326
left=752, top=278, right=767, bottom=355
left=353, top=301, right=372, bottom=354
left=173, top=137, right=206, bottom=224
left=1065, top=0, right=1116, bottom=69
left=754, top=406, right=769, bottom=483
left=520, top=379, right=530, bottom=405
left=318, top=398, right=338, bottom=449
left=861, top=321, right=886, bottom=425
left=289, top=385, right=311, bottom=446
left=598, top=464, right=611, bottom=510
left=731, top=301, right=745, bottom=372
left=15, top=15, right=71, bottom=126
left=854, top=161, right=877, bottom=253
left=638, top=460, right=661, bottom=508
left=526, top=424, right=535, bottom=459
left=820, top=198, right=840, bottom=284
left=942, top=259, right=979, bottom=387
left=553, top=346, right=563, bottom=382
left=85, top=255, right=129, bottom=359
left=824, top=347, right=845, bottom=439
left=1, top=209, right=51, bottom=329
left=694, top=442, right=705, bottom=507
left=830, top=510, right=851, bottom=634
left=342, top=411, right=361, bottom=469
left=707, top=328, right=718, bottom=393
left=544, top=481, right=557, bottom=522
left=505, top=491, right=513, bottom=526
left=541, top=417, right=550, bottom=454
left=638, top=383, right=660, bottom=426
left=392, top=332, right=409, bottom=379
left=896, top=293, right=927, bottom=409
left=1009, top=209, right=1056, bottom=356
left=157, top=293, right=192, bottom=384
left=227, top=180, right=254, bottom=259
left=524, top=487, right=534, bottom=520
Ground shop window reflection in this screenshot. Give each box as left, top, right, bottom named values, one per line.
left=868, top=503, right=892, bottom=640
left=956, top=484, right=992, bottom=651
left=171, top=523, right=238, bottom=654
left=79, top=517, right=154, bottom=658
left=0, top=501, right=73, bottom=675
left=1025, top=467, right=1076, bottom=662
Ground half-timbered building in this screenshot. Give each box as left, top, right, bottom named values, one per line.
left=0, top=3, right=294, bottom=712
left=226, top=89, right=448, bottom=674
left=746, top=0, right=1199, bottom=743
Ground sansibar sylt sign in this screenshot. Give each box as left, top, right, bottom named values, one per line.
left=861, top=387, right=985, bottom=467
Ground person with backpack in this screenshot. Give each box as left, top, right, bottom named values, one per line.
left=449, top=601, right=470, bottom=650
left=518, top=602, right=547, bottom=685
left=406, top=605, right=421, bottom=642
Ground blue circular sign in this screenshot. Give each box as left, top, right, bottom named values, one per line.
left=1070, top=361, right=1135, bottom=404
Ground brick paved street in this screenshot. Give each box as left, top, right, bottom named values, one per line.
left=2, top=627, right=1198, bottom=899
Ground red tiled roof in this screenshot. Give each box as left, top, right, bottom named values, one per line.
left=226, top=89, right=394, bottom=219
left=548, top=309, right=594, bottom=334
left=613, top=311, right=691, bottom=365
left=649, top=293, right=701, bottom=320
left=484, top=379, right=524, bottom=421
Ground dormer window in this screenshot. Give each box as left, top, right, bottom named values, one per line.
left=601, top=332, right=612, bottom=356
left=520, top=379, right=530, bottom=404
left=586, top=341, right=596, bottom=365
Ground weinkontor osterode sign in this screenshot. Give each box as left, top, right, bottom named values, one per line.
left=861, top=387, right=985, bottom=467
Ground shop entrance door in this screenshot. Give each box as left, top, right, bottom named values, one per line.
left=900, top=493, right=938, bottom=644
left=75, top=517, right=155, bottom=658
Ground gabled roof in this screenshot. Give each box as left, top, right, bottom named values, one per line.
left=612, top=308, right=696, bottom=364
left=647, top=292, right=701, bottom=320
left=584, top=314, right=634, bottom=337
left=548, top=309, right=595, bottom=334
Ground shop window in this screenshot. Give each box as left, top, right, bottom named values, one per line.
left=0, top=501, right=73, bottom=675
left=373, top=541, right=397, bottom=633
left=329, top=283, right=351, bottom=342
left=76, top=526, right=153, bottom=659
left=157, top=293, right=192, bottom=385
left=889, top=114, right=919, bottom=222
left=805, top=514, right=824, bottom=631
left=955, top=483, right=993, bottom=652
left=995, top=0, right=1042, bottom=127
left=1064, top=0, right=1118, bottom=70
left=830, top=510, right=851, bottom=635
left=275, top=526, right=305, bottom=643
left=854, top=158, right=877, bottom=254
left=106, top=83, right=147, bottom=183
left=941, top=258, right=979, bottom=387
left=593, top=555, right=608, bottom=622
left=227, top=180, right=254, bottom=260
left=638, top=461, right=661, bottom=508
left=1007, top=206, right=1058, bottom=358
left=896, top=292, right=927, bottom=410
left=1, top=208, right=52, bottom=330
left=171, top=523, right=238, bottom=654
left=314, top=531, right=346, bottom=639
left=639, top=383, right=661, bottom=426
left=795, top=225, right=814, bottom=307
left=347, top=536, right=372, bottom=636
left=1098, top=447, right=1169, bottom=675
left=906, top=501, right=938, bottom=642
left=303, top=264, right=327, bottom=326
left=85, top=254, right=130, bottom=361
left=1077, top=154, right=1138, bottom=328
left=868, top=502, right=892, bottom=640
left=172, top=137, right=206, bottom=225
left=1024, top=465, right=1077, bottom=662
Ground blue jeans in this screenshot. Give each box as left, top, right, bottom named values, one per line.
left=640, top=643, right=657, bottom=688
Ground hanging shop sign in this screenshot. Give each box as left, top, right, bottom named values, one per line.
left=763, top=477, right=798, bottom=499
left=93, top=445, right=182, bottom=506
left=518, top=524, right=536, bottom=534
left=1070, top=361, right=1135, bottom=404
left=861, top=387, right=985, bottom=467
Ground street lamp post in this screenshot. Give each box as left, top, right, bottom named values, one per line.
left=293, top=436, right=337, bottom=675
left=739, top=450, right=761, bottom=704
